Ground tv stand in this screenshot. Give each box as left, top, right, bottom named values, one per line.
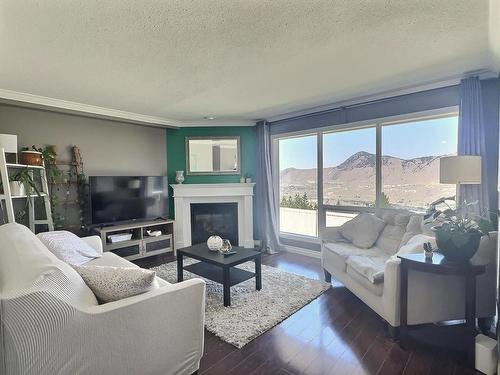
left=92, top=219, right=175, bottom=261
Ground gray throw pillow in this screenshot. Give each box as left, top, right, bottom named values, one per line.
left=338, top=213, right=386, bottom=249
left=74, top=265, right=157, bottom=303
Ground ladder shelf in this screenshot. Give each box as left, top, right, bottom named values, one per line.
left=0, top=148, right=54, bottom=232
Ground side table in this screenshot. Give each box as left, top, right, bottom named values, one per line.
left=398, top=252, right=486, bottom=368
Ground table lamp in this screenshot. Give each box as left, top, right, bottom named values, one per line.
left=440, top=155, right=481, bottom=201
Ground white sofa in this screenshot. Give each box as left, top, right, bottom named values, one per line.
left=321, top=208, right=497, bottom=331
left=0, top=223, right=206, bottom=375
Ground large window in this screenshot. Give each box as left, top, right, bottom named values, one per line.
left=323, top=127, right=376, bottom=207
left=381, top=117, right=458, bottom=211
left=274, top=112, right=458, bottom=239
left=278, top=134, right=318, bottom=237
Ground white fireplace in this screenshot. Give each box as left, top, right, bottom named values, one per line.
left=171, top=183, right=255, bottom=251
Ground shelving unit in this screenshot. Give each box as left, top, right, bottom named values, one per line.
left=0, top=148, right=54, bottom=232
left=92, top=219, right=174, bottom=261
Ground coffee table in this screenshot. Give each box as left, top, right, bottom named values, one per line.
left=177, top=243, right=262, bottom=307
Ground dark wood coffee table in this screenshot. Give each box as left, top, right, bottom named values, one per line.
left=177, top=243, right=262, bottom=306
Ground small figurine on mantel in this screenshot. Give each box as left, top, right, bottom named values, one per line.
left=423, top=242, right=434, bottom=260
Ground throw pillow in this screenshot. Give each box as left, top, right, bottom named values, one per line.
left=74, top=265, right=157, bottom=303
left=397, top=234, right=436, bottom=255
left=338, top=213, right=386, bottom=249
left=37, top=231, right=101, bottom=266
left=374, top=210, right=411, bottom=254
left=400, top=215, right=424, bottom=246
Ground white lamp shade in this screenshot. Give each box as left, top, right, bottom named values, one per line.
left=0, top=134, right=17, bottom=154
left=440, top=155, right=481, bottom=184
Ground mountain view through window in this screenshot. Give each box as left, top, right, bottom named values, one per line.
left=278, top=116, right=458, bottom=236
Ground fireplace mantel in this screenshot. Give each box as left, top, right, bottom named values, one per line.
left=171, top=183, right=255, bottom=251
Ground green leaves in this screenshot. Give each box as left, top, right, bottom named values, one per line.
left=428, top=200, right=493, bottom=237
left=10, top=169, right=41, bottom=197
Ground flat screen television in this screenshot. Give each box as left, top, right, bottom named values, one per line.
left=89, top=176, right=168, bottom=225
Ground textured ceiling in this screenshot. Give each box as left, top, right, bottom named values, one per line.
left=0, top=0, right=498, bottom=125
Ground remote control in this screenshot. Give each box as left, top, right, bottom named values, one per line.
left=223, top=251, right=237, bottom=256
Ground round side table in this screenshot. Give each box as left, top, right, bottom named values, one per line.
left=398, top=252, right=486, bottom=368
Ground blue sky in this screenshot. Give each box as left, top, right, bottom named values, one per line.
left=279, top=116, right=458, bottom=169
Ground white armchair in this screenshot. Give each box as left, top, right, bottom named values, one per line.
left=0, top=223, right=205, bottom=375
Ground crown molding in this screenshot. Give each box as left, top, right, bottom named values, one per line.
left=0, top=89, right=184, bottom=128
left=0, top=89, right=257, bottom=128
left=266, top=69, right=498, bottom=123
left=176, top=119, right=256, bottom=127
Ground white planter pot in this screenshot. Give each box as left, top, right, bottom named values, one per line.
left=9, top=181, right=26, bottom=196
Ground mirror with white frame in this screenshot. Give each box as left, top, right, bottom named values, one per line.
left=186, top=137, right=240, bottom=175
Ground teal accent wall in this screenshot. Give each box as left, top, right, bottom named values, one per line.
left=166, top=126, right=258, bottom=237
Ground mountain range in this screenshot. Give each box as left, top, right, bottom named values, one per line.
left=280, top=151, right=454, bottom=209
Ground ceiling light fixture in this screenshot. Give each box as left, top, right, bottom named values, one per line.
left=204, top=116, right=216, bottom=120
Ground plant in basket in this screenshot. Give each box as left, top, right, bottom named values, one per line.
left=426, top=200, right=495, bottom=263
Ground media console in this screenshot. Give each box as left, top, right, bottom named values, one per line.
left=92, top=219, right=175, bottom=261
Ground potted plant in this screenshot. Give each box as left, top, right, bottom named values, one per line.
left=20, top=145, right=43, bottom=166
left=427, top=201, right=494, bottom=262
left=9, top=169, right=41, bottom=197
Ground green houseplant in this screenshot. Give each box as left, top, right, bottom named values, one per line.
left=427, top=201, right=494, bottom=262
left=9, top=169, right=41, bottom=197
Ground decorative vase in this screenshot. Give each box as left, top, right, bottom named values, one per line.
left=207, top=235, right=223, bottom=251
left=175, top=170, right=185, bottom=184
left=20, top=151, right=43, bottom=166
left=433, top=227, right=482, bottom=262
left=9, top=181, right=25, bottom=196
left=219, top=239, right=232, bottom=254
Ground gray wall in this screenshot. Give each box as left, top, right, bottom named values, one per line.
left=0, top=104, right=166, bottom=176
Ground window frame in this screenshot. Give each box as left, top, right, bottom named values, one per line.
left=272, top=106, right=459, bottom=246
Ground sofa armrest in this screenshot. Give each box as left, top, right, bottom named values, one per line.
left=2, top=278, right=206, bottom=375
left=382, top=256, right=401, bottom=326
left=81, top=235, right=103, bottom=255
left=320, top=227, right=344, bottom=243
left=84, top=278, right=206, bottom=374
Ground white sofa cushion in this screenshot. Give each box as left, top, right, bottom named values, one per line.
left=323, top=242, right=381, bottom=271
left=375, top=209, right=411, bottom=253
left=345, top=254, right=388, bottom=284
left=338, top=213, right=386, bottom=248
left=397, top=234, right=436, bottom=255
left=74, top=265, right=157, bottom=303
left=37, top=230, right=101, bottom=266
left=0, top=223, right=98, bottom=306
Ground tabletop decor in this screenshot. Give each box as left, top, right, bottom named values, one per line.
left=219, top=239, right=232, bottom=254
left=427, top=201, right=494, bottom=262
left=423, top=242, right=434, bottom=260
left=207, top=235, right=223, bottom=251
left=175, top=170, right=185, bottom=184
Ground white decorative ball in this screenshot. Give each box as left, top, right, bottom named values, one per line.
left=207, top=235, right=223, bottom=251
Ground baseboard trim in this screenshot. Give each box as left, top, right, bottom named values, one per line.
left=283, top=245, right=321, bottom=259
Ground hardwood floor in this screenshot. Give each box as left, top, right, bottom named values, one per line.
left=136, top=251, right=480, bottom=375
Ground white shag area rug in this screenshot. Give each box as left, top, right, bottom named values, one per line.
left=151, top=259, right=330, bottom=348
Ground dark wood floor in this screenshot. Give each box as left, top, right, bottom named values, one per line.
left=136, top=252, right=480, bottom=375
